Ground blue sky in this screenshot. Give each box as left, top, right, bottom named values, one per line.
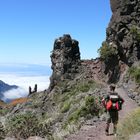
left=0, top=0, right=111, bottom=65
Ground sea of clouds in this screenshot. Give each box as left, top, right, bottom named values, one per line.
left=0, top=63, right=51, bottom=102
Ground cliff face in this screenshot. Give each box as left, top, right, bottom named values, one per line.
left=104, top=0, right=140, bottom=83
left=49, top=34, right=81, bottom=91
left=108, top=0, right=140, bottom=63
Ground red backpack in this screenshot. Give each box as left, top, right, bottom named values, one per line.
left=106, top=94, right=120, bottom=111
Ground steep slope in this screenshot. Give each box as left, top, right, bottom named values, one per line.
left=0, top=35, right=106, bottom=140
left=99, top=0, right=140, bottom=83
left=49, top=34, right=105, bottom=93
left=66, top=0, right=140, bottom=139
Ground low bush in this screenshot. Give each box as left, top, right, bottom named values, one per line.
left=116, top=108, right=140, bottom=140
left=130, top=25, right=140, bottom=42
left=61, top=101, right=71, bottom=113
left=0, top=108, right=9, bottom=116
left=67, top=95, right=101, bottom=124
left=6, top=112, right=50, bottom=139
left=0, top=122, right=6, bottom=139
left=128, top=66, right=140, bottom=84
left=98, top=41, right=117, bottom=61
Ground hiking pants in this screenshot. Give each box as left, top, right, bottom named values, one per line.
left=106, top=110, right=118, bottom=124
left=106, top=110, right=118, bottom=133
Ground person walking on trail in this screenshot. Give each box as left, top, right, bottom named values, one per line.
left=102, top=84, right=124, bottom=136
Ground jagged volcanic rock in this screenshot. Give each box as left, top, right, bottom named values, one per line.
left=49, top=34, right=81, bottom=91
left=104, top=0, right=140, bottom=83
left=108, top=0, right=140, bottom=64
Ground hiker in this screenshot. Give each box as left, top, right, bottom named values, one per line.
left=102, top=84, right=124, bottom=136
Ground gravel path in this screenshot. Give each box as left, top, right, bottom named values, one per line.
left=65, top=87, right=138, bottom=140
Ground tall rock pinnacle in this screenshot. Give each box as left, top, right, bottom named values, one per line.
left=49, top=34, right=81, bottom=91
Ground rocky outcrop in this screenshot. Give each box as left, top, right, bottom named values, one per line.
left=108, top=0, right=140, bottom=63
left=103, top=0, right=140, bottom=83
left=110, top=0, right=120, bottom=13
left=49, top=34, right=81, bottom=91
left=81, top=58, right=105, bottom=83
left=48, top=35, right=106, bottom=92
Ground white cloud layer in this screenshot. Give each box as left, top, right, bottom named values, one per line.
left=2, top=88, right=28, bottom=102
left=0, top=74, right=50, bottom=101
left=0, top=74, right=50, bottom=91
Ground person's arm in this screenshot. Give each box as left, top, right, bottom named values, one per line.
left=105, top=94, right=110, bottom=102
left=118, top=95, right=124, bottom=104
left=102, top=95, right=109, bottom=107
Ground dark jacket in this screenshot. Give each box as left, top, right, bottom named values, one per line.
left=102, top=91, right=124, bottom=111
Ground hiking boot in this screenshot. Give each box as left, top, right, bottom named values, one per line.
left=105, top=129, right=109, bottom=136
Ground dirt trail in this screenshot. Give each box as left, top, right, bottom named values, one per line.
left=65, top=87, right=138, bottom=140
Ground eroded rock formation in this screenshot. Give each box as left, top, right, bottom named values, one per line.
left=49, top=34, right=81, bottom=91
left=104, top=0, right=140, bottom=83
left=109, top=0, right=140, bottom=62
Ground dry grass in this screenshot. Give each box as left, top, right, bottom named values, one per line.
left=116, top=108, right=140, bottom=140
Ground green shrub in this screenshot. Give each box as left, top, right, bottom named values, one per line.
left=67, top=95, right=101, bottom=124
left=128, top=66, right=140, bottom=84
left=61, top=101, right=71, bottom=113
left=54, top=80, right=101, bottom=133
left=84, top=96, right=101, bottom=116
left=0, top=122, right=6, bottom=139
left=75, top=80, right=97, bottom=93
left=116, top=108, right=140, bottom=140
left=128, top=66, right=136, bottom=75
left=130, top=25, right=138, bottom=35
left=60, top=80, right=96, bottom=100
left=98, top=41, right=117, bottom=61
left=6, top=112, right=50, bottom=138
left=130, top=25, right=140, bottom=41
left=134, top=70, right=140, bottom=84
left=77, top=84, right=91, bottom=92
left=68, top=109, right=81, bottom=123
left=6, top=112, right=38, bottom=138
left=0, top=108, right=9, bottom=116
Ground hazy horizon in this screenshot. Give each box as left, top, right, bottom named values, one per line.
left=0, top=63, right=51, bottom=101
